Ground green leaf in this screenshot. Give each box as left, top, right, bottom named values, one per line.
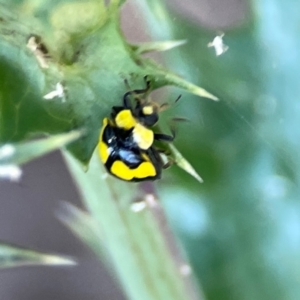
left=0, top=0, right=215, bottom=166
left=0, top=130, right=81, bottom=166
left=0, top=131, right=81, bottom=181
left=0, top=242, right=76, bottom=269
left=168, top=143, right=203, bottom=183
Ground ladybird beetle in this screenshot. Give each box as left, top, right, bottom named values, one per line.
left=98, top=77, right=175, bottom=182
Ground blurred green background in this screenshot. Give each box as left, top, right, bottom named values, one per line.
left=140, top=1, right=300, bottom=300
left=1, top=0, right=300, bottom=299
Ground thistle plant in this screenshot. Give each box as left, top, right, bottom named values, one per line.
left=2, top=0, right=298, bottom=300
left=0, top=1, right=215, bottom=299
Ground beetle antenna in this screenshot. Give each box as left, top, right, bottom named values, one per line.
left=174, top=94, right=182, bottom=103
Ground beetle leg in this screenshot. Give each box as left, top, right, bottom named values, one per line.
left=155, top=147, right=170, bottom=155
left=154, top=131, right=175, bottom=142
left=162, top=159, right=174, bottom=169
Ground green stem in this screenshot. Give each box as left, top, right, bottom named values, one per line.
left=63, top=150, right=201, bottom=300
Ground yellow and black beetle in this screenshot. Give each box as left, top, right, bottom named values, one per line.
left=98, top=77, right=175, bottom=182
